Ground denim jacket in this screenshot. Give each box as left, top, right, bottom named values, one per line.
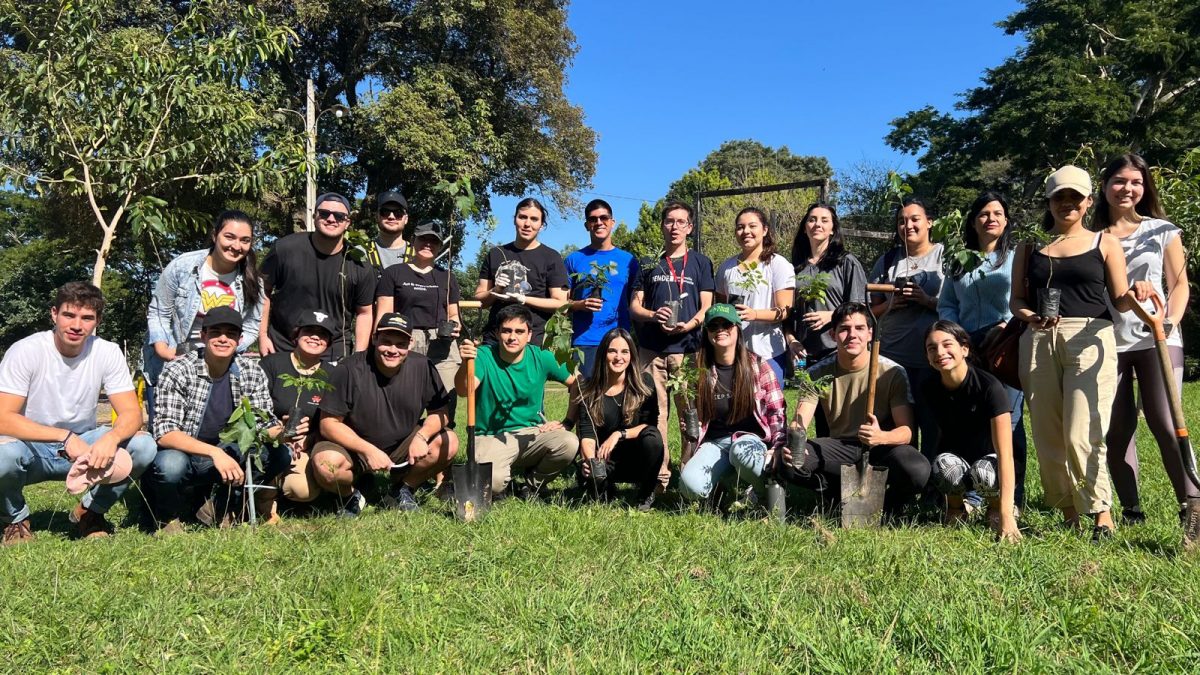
left=142, top=249, right=264, bottom=383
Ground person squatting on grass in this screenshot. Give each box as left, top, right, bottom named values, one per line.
left=1011, top=165, right=1140, bottom=541
left=678, top=304, right=787, bottom=502
left=0, top=283, right=157, bottom=545
left=457, top=304, right=580, bottom=498
left=783, top=303, right=931, bottom=518
left=715, top=206, right=796, bottom=385
left=922, top=321, right=1021, bottom=542
left=575, top=328, right=665, bottom=512
left=149, top=306, right=291, bottom=534
left=314, top=312, right=458, bottom=516
left=1094, top=153, right=1195, bottom=524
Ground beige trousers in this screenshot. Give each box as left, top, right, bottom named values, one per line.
left=638, top=347, right=695, bottom=488
left=409, top=329, right=462, bottom=396
left=1019, top=318, right=1117, bottom=514
left=474, top=427, right=579, bottom=494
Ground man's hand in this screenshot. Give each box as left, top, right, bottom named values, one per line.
left=364, top=446, right=393, bottom=472
left=63, top=432, right=92, bottom=461
left=459, top=339, right=477, bottom=360
left=212, top=451, right=245, bottom=484
left=857, top=414, right=886, bottom=448
left=576, top=298, right=603, bottom=313
left=407, top=434, right=431, bottom=463
left=537, top=420, right=564, bottom=433
left=653, top=306, right=674, bottom=325
left=85, top=432, right=120, bottom=470
left=283, top=414, right=310, bottom=441
left=493, top=271, right=513, bottom=291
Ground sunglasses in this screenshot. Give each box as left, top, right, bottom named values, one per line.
left=379, top=208, right=406, bottom=218
left=316, top=208, right=350, bottom=223
left=706, top=321, right=735, bottom=333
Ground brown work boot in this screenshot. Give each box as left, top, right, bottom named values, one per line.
left=73, top=504, right=111, bottom=539
left=2, top=520, right=34, bottom=546
left=196, top=496, right=237, bottom=528
left=156, top=519, right=186, bottom=536
left=253, top=488, right=281, bottom=525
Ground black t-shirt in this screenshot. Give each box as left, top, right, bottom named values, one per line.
left=261, top=233, right=377, bottom=360
left=479, top=242, right=569, bottom=345
left=923, top=365, right=1011, bottom=462
left=575, top=372, right=659, bottom=440
left=632, top=250, right=715, bottom=354
left=196, top=370, right=234, bottom=445
left=259, top=352, right=330, bottom=421
left=375, top=264, right=462, bottom=329
left=705, top=363, right=759, bottom=441
left=319, top=349, right=451, bottom=453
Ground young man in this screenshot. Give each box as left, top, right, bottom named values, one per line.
left=259, top=192, right=376, bottom=362
left=0, top=282, right=157, bottom=544
left=473, top=199, right=569, bottom=346
left=783, top=302, right=931, bottom=516
left=367, top=189, right=413, bottom=274
left=150, top=306, right=291, bottom=532
left=630, top=199, right=714, bottom=490
left=456, top=304, right=579, bottom=497
left=564, top=199, right=639, bottom=378
left=314, top=312, right=458, bottom=514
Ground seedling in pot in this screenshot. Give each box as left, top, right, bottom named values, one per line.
left=571, top=260, right=618, bottom=303
left=277, top=369, right=334, bottom=439
left=665, top=358, right=702, bottom=441
left=729, top=261, right=768, bottom=306
left=786, top=369, right=833, bottom=466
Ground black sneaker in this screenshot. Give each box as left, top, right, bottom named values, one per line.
left=1122, top=508, right=1147, bottom=525
left=636, top=492, right=656, bottom=513
left=385, top=484, right=420, bottom=512
left=336, top=489, right=367, bottom=519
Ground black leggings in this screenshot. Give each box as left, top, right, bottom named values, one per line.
left=599, top=428, right=666, bottom=499
left=1106, top=345, right=1197, bottom=508
left=785, top=437, right=931, bottom=515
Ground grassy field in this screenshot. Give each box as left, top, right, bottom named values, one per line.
left=3, top=384, right=1200, bottom=672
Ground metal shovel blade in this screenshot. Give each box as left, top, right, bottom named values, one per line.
left=1183, top=495, right=1200, bottom=553
left=453, top=459, right=492, bottom=523
left=840, top=462, right=888, bottom=528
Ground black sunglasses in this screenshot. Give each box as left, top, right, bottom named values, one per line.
left=316, top=208, right=350, bottom=223
left=379, top=208, right=406, bottom=218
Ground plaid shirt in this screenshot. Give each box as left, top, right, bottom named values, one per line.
left=696, top=354, right=787, bottom=450
left=153, top=351, right=279, bottom=440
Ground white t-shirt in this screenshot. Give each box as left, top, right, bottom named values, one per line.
left=716, top=253, right=796, bottom=359
left=0, top=331, right=135, bottom=433
left=1111, top=217, right=1184, bottom=351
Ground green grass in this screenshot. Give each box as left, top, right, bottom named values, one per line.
left=4, top=385, right=1200, bottom=671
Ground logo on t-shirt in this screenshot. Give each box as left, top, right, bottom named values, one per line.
left=200, top=278, right=237, bottom=314
left=495, top=259, right=532, bottom=295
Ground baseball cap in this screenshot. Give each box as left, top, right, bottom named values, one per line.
left=378, top=190, right=408, bottom=212
left=201, top=306, right=243, bottom=331
left=375, top=312, right=413, bottom=337
left=65, top=448, right=133, bottom=495
left=295, top=309, right=335, bottom=336
left=1044, top=165, right=1092, bottom=198
left=315, top=192, right=352, bottom=212
left=412, top=221, right=444, bottom=241
left=704, top=303, right=740, bottom=327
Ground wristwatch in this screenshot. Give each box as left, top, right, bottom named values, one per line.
left=618, top=429, right=628, bottom=440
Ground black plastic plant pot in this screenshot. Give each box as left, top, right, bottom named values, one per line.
left=727, top=294, right=746, bottom=307
left=682, top=406, right=700, bottom=441
left=787, top=427, right=808, bottom=470
left=663, top=300, right=682, bottom=328
left=1037, top=288, right=1062, bottom=319
left=438, top=320, right=458, bottom=338
left=282, top=405, right=304, bottom=439
left=588, top=458, right=608, bottom=482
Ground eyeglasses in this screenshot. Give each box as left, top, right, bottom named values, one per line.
left=586, top=214, right=612, bottom=224
left=663, top=219, right=691, bottom=229
left=379, top=208, right=405, bottom=219
left=706, top=322, right=734, bottom=333
left=316, top=208, right=350, bottom=223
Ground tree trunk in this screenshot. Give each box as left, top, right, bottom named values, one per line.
left=91, top=223, right=118, bottom=286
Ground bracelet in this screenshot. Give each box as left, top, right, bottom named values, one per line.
left=415, top=431, right=430, bottom=444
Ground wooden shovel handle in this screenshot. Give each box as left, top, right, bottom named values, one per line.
left=459, top=300, right=483, bottom=310
left=867, top=283, right=896, bottom=294
left=865, top=338, right=882, bottom=419
left=1127, top=292, right=1167, bottom=342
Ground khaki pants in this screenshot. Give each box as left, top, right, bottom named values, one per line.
left=410, top=329, right=462, bottom=399
left=279, top=450, right=323, bottom=503
left=474, top=427, right=579, bottom=494
left=639, top=347, right=694, bottom=489
left=1019, top=318, right=1117, bottom=514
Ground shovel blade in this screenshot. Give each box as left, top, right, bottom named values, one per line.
left=840, top=464, right=888, bottom=528
left=452, top=462, right=493, bottom=523
left=1182, top=497, right=1200, bottom=553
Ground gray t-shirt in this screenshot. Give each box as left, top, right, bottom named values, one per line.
left=869, top=243, right=944, bottom=369
left=375, top=239, right=409, bottom=270
left=1110, top=218, right=1184, bottom=351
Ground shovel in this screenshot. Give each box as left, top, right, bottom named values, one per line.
left=839, top=283, right=896, bottom=528
left=453, top=300, right=493, bottom=522
left=1129, top=293, right=1200, bottom=550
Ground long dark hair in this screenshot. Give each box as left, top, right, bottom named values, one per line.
left=1093, top=153, right=1166, bottom=230
left=696, top=321, right=756, bottom=424
left=210, top=209, right=260, bottom=308
left=735, top=207, right=776, bottom=263
left=578, top=329, right=651, bottom=427
left=791, top=202, right=848, bottom=272
left=952, top=191, right=1014, bottom=279
left=892, top=196, right=934, bottom=248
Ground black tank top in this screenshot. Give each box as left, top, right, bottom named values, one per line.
left=1027, top=233, right=1112, bottom=320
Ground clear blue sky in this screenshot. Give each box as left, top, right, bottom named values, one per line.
left=475, top=0, right=1024, bottom=260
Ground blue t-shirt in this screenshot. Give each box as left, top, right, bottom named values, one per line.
left=565, top=246, right=639, bottom=346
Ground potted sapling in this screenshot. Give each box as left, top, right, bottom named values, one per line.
left=792, top=271, right=833, bottom=348
left=1010, top=222, right=1057, bottom=319
left=786, top=368, right=833, bottom=472
left=543, top=308, right=609, bottom=492
left=727, top=259, right=769, bottom=307
left=570, top=260, right=618, bottom=308
left=218, top=397, right=282, bottom=525
left=665, top=357, right=702, bottom=443
left=277, top=368, right=334, bottom=439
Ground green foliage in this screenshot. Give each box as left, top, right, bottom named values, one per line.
left=543, top=305, right=582, bottom=374
left=218, top=397, right=276, bottom=468
left=794, top=272, right=833, bottom=306
left=791, top=369, right=833, bottom=400
left=570, top=260, right=618, bottom=299
left=731, top=260, right=769, bottom=295
left=664, top=358, right=701, bottom=405
left=342, top=228, right=374, bottom=264
left=278, top=369, right=334, bottom=408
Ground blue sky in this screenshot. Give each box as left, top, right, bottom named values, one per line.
left=476, top=0, right=1025, bottom=260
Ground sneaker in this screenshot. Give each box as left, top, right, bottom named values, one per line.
left=73, top=504, right=111, bottom=539
left=336, top=489, right=367, bottom=519
left=2, top=520, right=34, bottom=546
left=386, top=484, right=420, bottom=512
left=636, top=492, right=656, bottom=513
left=156, top=519, right=186, bottom=537
left=196, top=496, right=237, bottom=528
left=1123, top=508, right=1147, bottom=525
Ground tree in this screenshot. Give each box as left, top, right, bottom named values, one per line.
left=0, top=0, right=302, bottom=284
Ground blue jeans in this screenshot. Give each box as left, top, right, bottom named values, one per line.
left=679, top=433, right=769, bottom=500
left=1008, top=385, right=1028, bottom=507
left=0, top=427, right=157, bottom=524
left=149, top=443, right=291, bottom=523
left=577, top=345, right=599, bottom=380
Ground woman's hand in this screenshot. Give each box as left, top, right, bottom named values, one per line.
left=802, top=310, right=832, bottom=331
left=901, top=281, right=931, bottom=308
left=1131, top=280, right=1155, bottom=303
left=998, top=515, right=1022, bottom=543
left=735, top=304, right=755, bottom=322
left=597, top=432, right=621, bottom=461
left=154, top=342, right=177, bottom=361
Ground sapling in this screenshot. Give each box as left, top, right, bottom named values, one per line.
left=786, top=369, right=833, bottom=471
left=570, top=260, right=619, bottom=303
left=664, top=358, right=702, bottom=441
left=277, top=368, right=334, bottom=438
left=728, top=260, right=768, bottom=306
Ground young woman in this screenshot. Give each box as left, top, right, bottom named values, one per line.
left=923, top=321, right=1021, bottom=542
left=869, top=197, right=944, bottom=457
left=143, top=210, right=265, bottom=423
left=938, top=191, right=1028, bottom=508
left=375, top=221, right=463, bottom=420
left=259, top=311, right=334, bottom=514
left=575, top=328, right=665, bottom=511
left=678, top=304, right=787, bottom=502
left=715, top=207, right=795, bottom=384
left=1094, top=153, right=1195, bottom=523
left=788, top=201, right=867, bottom=363
left=1011, top=165, right=1138, bottom=540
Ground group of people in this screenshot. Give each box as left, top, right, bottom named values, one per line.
left=0, top=153, right=1188, bottom=546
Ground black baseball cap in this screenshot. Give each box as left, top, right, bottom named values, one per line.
left=295, top=309, right=335, bottom=336
left=378, top=190, right=408, bottom=212
left=201, top=306, right=243, bottom=331
left=315, top=192, right=352, bottom=212
left=412, top=221, right=444, bottom=241
left=375, top=312, right=413, bottom=337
